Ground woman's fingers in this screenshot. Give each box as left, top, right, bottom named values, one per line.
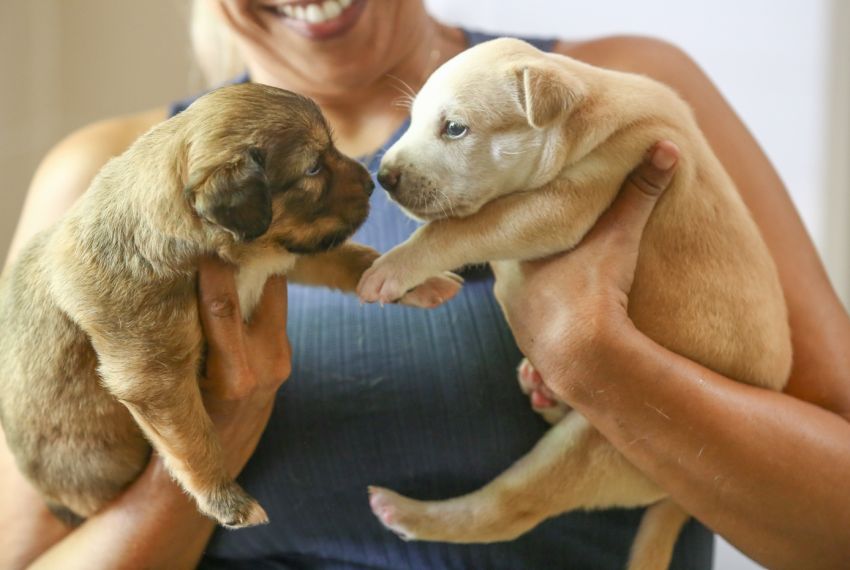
left=586, top=141, right=679, bottom=251
left=197, top=256, right=255, bottom=401
left=247, top=275, right=292, bottom=386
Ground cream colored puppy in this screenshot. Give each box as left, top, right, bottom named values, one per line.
left=357, top=38, right=791, bottom=570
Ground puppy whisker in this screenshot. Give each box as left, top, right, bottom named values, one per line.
left=386, top=74, right=419, bottom=102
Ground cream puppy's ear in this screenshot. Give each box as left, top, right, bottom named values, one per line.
left=187, top=147, right=272, bottom=241
left=515, top=64, right=585, bottom=129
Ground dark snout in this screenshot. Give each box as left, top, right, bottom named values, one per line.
left=377, top=167, right=401, bottom=193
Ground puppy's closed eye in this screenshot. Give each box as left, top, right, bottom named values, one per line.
left=188, top=147, right=272, bottom=241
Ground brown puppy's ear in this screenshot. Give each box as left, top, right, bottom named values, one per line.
left=515, top=64, right=584, bottom=129
left=188, top=147, right=272, bottom=241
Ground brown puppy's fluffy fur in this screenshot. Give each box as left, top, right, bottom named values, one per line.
left=359, top=39, right=792, bottom=569
left=0, top=83, right=436, bottom=528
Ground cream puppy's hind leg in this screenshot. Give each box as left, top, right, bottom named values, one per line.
left=368, top=413, right=666, bottom=543
left=517, top=358, right=572, bottom=424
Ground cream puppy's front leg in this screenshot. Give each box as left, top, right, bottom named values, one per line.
left=292, top=242, right=463, bottom=308
left=357, top=176, right=619, bottom=304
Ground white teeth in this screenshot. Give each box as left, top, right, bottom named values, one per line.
left=279, top=0, right=348, bottom=23
left=322, top=0, right=342, bottom=19
left=304, top=3, right=324, bottom=23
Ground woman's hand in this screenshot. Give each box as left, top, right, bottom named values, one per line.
left=196, top=256, right=292, bottom=476
left=504, top=141, right=679, bottom=405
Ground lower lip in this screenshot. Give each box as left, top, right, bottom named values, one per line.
left=276, top=0, right=368, bottom=41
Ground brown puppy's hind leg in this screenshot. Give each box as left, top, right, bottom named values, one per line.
left=93, top=338, right=265, bottom=529
left=116, top=376, right=267, bottom=529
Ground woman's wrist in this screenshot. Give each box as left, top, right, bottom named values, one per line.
left=538, top=313, right=648, bottom=409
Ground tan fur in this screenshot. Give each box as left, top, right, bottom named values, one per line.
left=0, top=83, right=458, bottom=528
left=360, top=38, right=791, bottom=569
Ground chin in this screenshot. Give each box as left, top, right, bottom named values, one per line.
left=398, top=201, right=478, bottom=222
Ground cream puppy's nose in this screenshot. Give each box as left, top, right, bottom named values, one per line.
left=377, top=167, right=401, bottom=193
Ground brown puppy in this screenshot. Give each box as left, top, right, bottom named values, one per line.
left=358, top=39, right=792, bottom=569
left=0, top=83, right=460, bottom=528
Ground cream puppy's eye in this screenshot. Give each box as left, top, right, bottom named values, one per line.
left=442, top=120, right=469, bottom=140
left=305, top=160, right=322, bottom=176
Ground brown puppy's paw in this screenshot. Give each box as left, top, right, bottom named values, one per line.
left=202, top=482, right=269, bottom=529
left=517, top=358, right=571, bottom=425
left=399, top=271, right=464, bottom=308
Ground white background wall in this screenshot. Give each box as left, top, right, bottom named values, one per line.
left=422, top=2, right=833, bottom=568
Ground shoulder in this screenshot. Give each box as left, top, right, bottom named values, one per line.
left=5, top=107, right=169, bottom=266
left=554, top=35, right=709, bottom=101
left=37, top=107, right=170, bottom=188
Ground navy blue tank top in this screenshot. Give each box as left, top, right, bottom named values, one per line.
left=173, top=30, right=713, bottom=570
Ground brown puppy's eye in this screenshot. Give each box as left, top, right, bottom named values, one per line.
left=305, top=160, right=322, bottom=176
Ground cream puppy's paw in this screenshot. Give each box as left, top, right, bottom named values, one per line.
left=368, top=486, right=432, bottom=541
left=399, top=272, right=464, bottom=308
left=517, top=358, right=571, bottom=424
left=357, top=248, right=435, bottom=304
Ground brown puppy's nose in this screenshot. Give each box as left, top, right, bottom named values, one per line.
left=377, top=167, right=401, bottom=193
left=364, top=177, right=375, bottom=196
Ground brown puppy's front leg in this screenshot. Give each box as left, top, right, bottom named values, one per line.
left=357, top=176, right=621, bottom=304
left=95, top=349, right=265, bottom=528
left=292, top=242, right=463, bottom=308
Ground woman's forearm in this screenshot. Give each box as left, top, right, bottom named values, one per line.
left=565, top=328, right=850, bottom=570
left=28, top=458, right=216, bottom=570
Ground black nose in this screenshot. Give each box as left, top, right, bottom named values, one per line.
left=364, top=177, right=375, bottom=196
left=377, top=167, right=401, bottom=193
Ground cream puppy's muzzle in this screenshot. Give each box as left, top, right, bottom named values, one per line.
left=377, top=40, right=583, bottom=220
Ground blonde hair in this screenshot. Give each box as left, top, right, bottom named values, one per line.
left=190, top=0, right=247, bottom=87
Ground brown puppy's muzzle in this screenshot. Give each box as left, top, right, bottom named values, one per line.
left=274, top=154, right=373, bottom=254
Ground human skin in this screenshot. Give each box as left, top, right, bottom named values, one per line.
left=2, top=1, right=849, bottom=568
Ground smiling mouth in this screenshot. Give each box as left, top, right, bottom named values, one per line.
left=262, top=0, right=367, bottom=40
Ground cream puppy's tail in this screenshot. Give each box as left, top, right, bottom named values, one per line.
left=628, top=499, right=691, bottom=570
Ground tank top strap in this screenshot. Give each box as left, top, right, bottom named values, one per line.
left=168, top=71, right=250, bottom=117
left=461, top=29, right=558, bottom=53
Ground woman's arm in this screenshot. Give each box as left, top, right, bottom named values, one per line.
left=1, top=110, right=291, bottom=569
left=509, top=38, right=850, bottom=569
